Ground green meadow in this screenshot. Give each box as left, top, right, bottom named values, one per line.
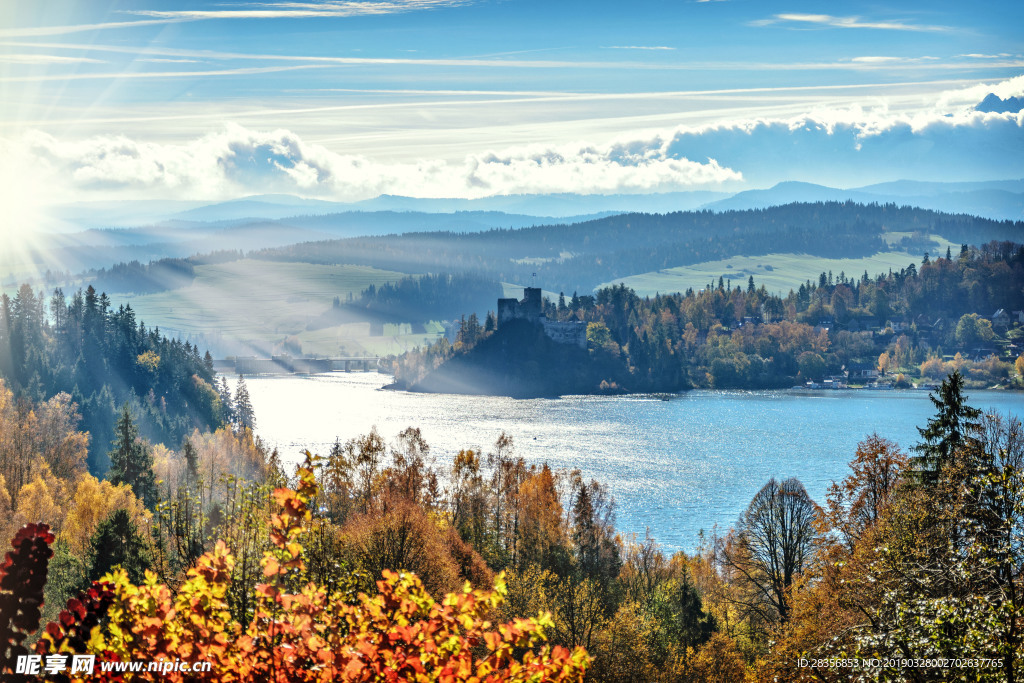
left=601, top=238, right=958, bottom=296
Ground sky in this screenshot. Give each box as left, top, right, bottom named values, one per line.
left=1, top=0, right=1023, bottom=223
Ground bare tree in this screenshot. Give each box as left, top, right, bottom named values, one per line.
left=718, top=477, right=819, bottom=623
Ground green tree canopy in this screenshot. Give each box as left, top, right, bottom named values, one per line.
left=910, top=370, right=982, bottom=487
left=87, top=508, right=152, bottom=584
left=107, top=403, right=158, bottom=509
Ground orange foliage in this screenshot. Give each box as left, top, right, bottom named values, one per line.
left=37, top=459, right=590, bottom=682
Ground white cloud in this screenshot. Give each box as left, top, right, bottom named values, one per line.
left=136, top=58, right=201, bottom=64
left=936, top=74, right=1024, bottom=109
left=849, top=56, right=939, bottom=64
left=127, top=0, right=472, bottom=20
left=753, top=13, right=953, bottom=32
left=0, top=54, right=104, bottom=64
left=658, top=107, right=1024, bottom=187
left=4, top=123, right=741, bottom=204
left=0, top=64, right=332, bottom=83
left=0, top=19, right=194, bottom=39
left=0, top=1, right=471, bottom=38
left=603, top=46, right=676, bottom=51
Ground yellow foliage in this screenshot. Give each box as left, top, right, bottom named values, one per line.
left=14, top=461, right=67, bottom=534
left=0, top=474, right=14, bottom=548
left=61, top=474, right=152, bottom=556
left=188, top=426, right=267, bottom=488
left=0, top=381, right=88, bottom=502
left=690, top=633, right=747, bottom=683
left=150, top=443, right=179, bottom=494
left=137, top=350, right=160, bottom=373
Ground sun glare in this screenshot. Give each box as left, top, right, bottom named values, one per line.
left=0, top=158, right=59, bottom=283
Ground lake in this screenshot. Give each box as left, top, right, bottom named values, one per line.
left=236, top=373, right=1024, bottom=554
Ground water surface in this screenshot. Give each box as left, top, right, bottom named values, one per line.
left=238, top=373, right=1024, bottom=553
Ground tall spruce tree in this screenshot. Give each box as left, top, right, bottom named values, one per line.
left=234, top=375, right=256, bottom=431
left=108, top=403, right=159, bottom=509
left=218, top=376, right=236, bottom=425
left=910, top=370, right=982, bottom=487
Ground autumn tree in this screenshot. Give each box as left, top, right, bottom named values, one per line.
left=824, top=434, right=907, bottom=549
left=718, top=477, right=819, bottom=625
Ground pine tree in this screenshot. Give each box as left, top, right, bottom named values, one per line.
left=234, top=375, right=256, bottom=431
left=108, top=404, right=159, bottom=509
left=910, top=370, right=982, bottom=487
left=87, top=508, right=152, bottom=584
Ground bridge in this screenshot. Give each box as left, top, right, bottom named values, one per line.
left=214, top=355, right=383, bottom=375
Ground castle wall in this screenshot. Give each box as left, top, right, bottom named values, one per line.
left=497, top=298, right=520, bottom=324
left=541, top=319, right=588, bottom=348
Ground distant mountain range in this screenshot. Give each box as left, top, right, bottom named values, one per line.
left=50, top=179, right=1024, bottom=231
left=703, top=180, right=1024, bottom=219
left=8, top=178, right=1021, bottom=284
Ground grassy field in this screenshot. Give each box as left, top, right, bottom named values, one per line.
left=122, top=259, right=412, bottom=356
left=600, top=239, right=958, bottom=296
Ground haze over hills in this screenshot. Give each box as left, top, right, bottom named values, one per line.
left=45, top=178, right=1024, bottom=234
left=8, top=180, right=1022, bottom=287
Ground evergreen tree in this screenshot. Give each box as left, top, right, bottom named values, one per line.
left=234, top=375, right=256, bottom=431
left=87, top=508, right=152, bottom=584
left=910, top=371, right=982, bottom=487
left=108, top=403, right=159, bottom=509
left=218, top=376, right=236, bottom=425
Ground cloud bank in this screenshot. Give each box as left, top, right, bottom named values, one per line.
left=8, top=124, right=741, bottom=203
left=7, top=77, right=1024, bottom=203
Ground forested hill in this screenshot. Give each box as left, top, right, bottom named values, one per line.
left=391, top=241, right=1024, bottom=395
left=257, top=202, right=1023, bottom=294
left=0, top=284, right=225, bottom=474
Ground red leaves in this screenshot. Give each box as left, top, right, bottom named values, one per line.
left=0, top=523, right=56, bottom=675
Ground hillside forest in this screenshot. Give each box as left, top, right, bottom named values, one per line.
left=394, top=241, right=1024, bottom=394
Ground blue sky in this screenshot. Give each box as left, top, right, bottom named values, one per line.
left=1, top=0, right=1023, bottom=218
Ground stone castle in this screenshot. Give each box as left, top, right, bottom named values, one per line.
left=497, top=287, right=588, bottom=348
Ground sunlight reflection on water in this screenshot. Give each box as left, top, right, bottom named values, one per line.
left=236, top=373, right=1024, bottom=553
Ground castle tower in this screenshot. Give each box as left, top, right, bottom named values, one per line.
left=520, top=287, right=542, bottom=321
